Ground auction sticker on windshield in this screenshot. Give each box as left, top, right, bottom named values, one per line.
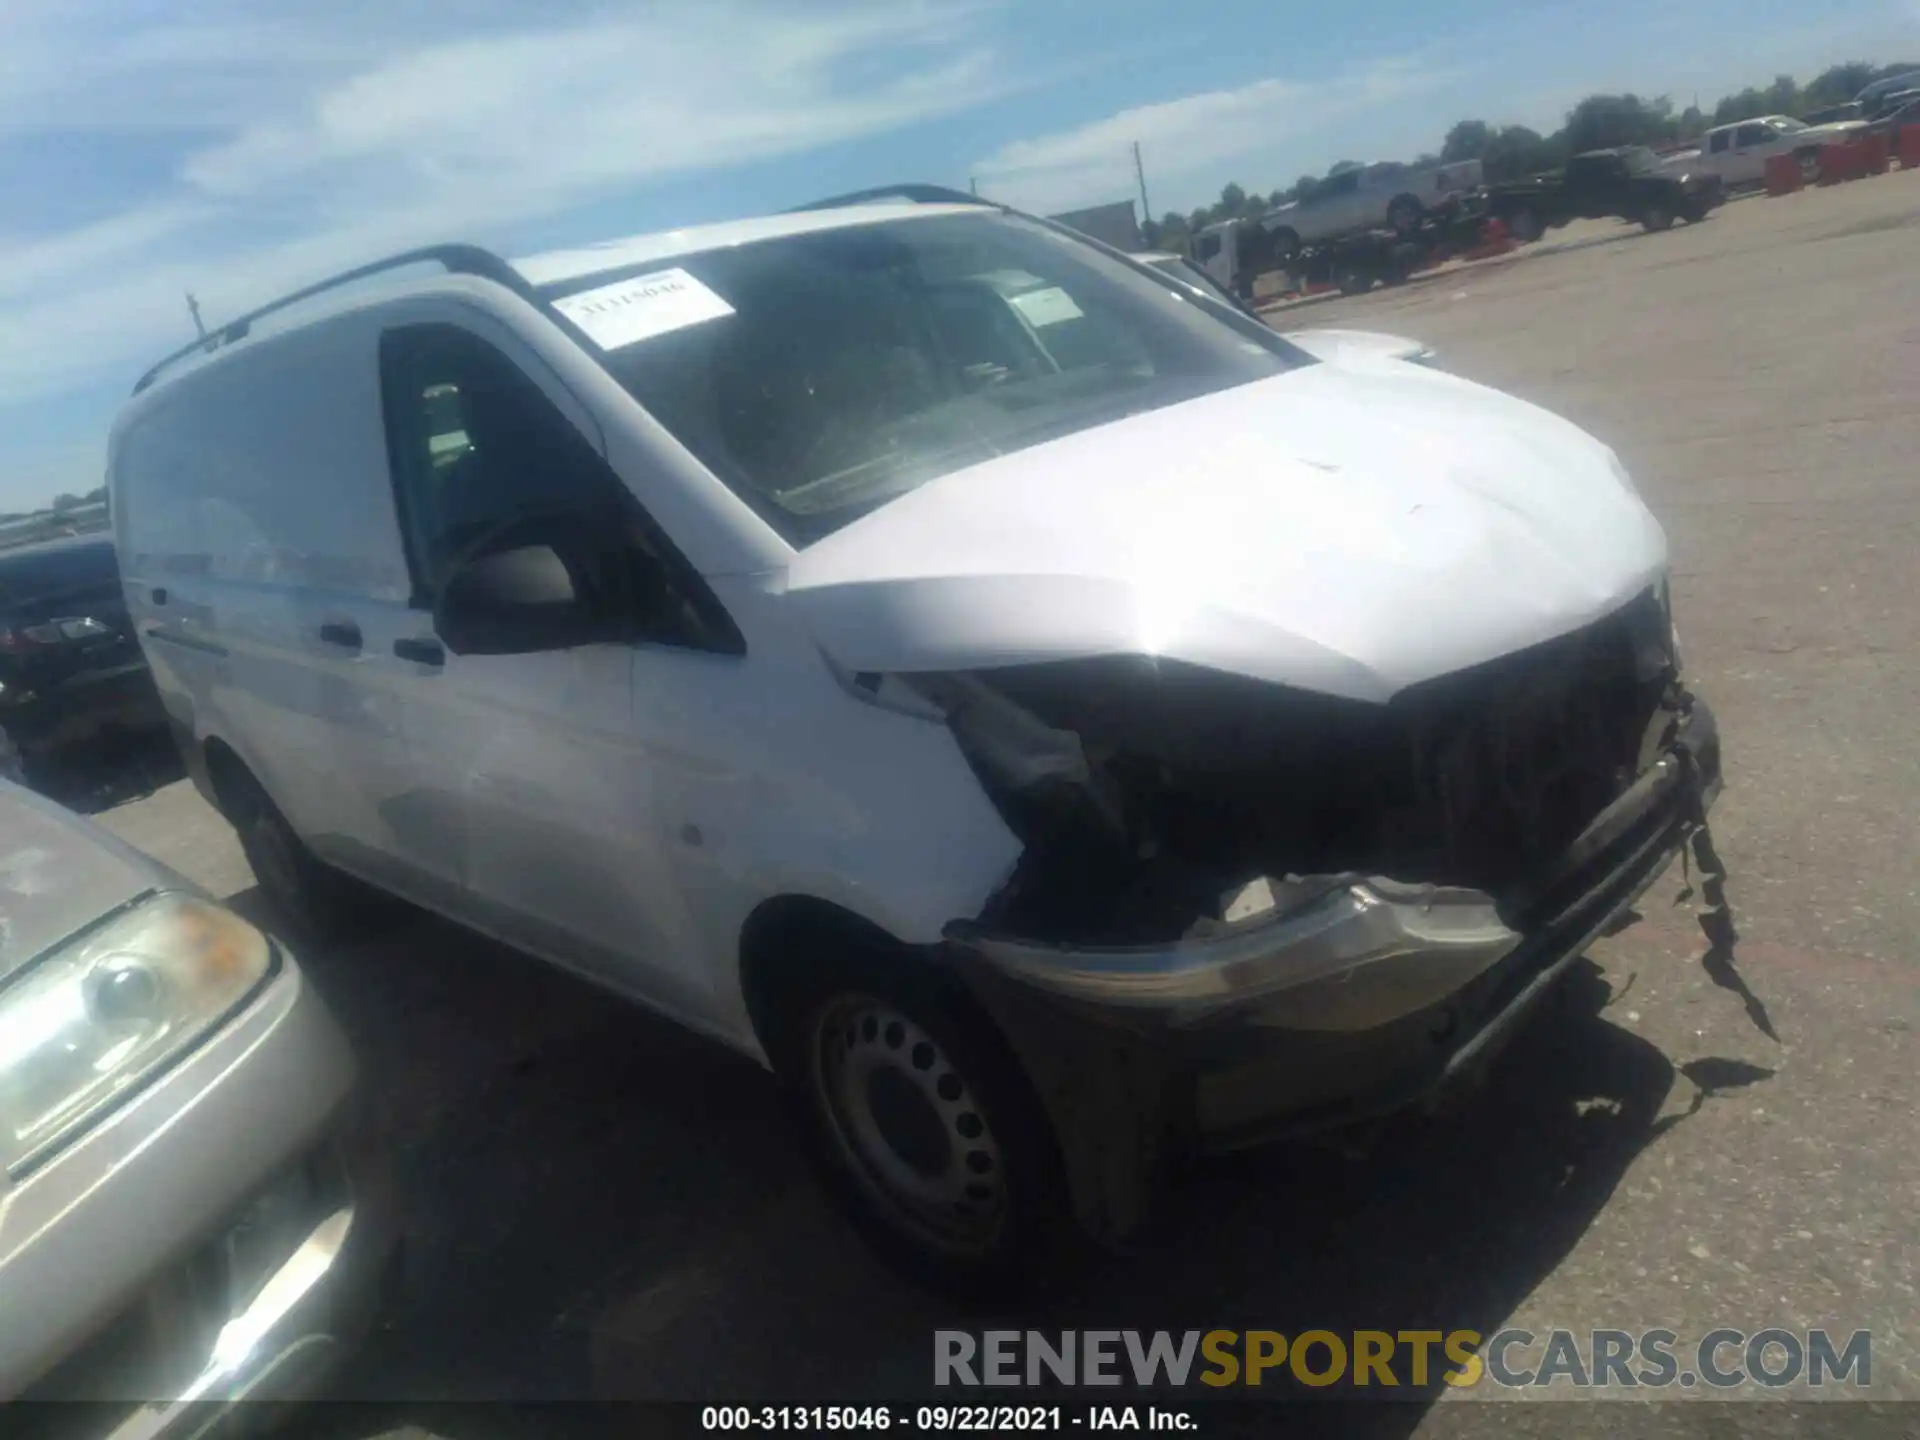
left=554, top=267, right=735, bottom=351
left=1008, top=285, right=1085, bottom=328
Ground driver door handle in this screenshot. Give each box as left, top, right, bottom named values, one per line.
left=393, top=637, right=444, bottom=667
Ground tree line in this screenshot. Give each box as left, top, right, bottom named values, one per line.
left=1143, top=59, right=1915, bottom=250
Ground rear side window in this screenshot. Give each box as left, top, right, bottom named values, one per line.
left=1708, top=131, right=1730, bottom=153
left=113, top=321, right=413, bottom=599
left=1735, top=123, right=1770, bottom=147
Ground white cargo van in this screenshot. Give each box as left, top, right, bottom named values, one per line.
left=112, top=185, right=1721, bottom=1292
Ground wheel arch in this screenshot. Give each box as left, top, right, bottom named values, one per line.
left=200, top=733, right=264, bottom=820
left=737, top=893, right=932, bottom=1062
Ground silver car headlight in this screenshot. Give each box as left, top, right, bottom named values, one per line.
left=1, top=892, right=272, bottom=1179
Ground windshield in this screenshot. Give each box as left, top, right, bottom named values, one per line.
left=543, top=212, right=1309, bottom=546
left=1623, top=147, right=1663, bottom=174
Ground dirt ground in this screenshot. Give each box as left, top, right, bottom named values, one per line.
left=88, top=171, right=1920, bottom=1433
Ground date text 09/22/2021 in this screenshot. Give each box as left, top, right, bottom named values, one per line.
left=702, top=1407, right=1191, bottom=1432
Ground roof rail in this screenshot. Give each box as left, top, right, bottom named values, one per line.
left=784, top=183, right=996, bottom=213
left=131, top=243, right=534, bottom=396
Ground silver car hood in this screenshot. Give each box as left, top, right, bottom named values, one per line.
left=784, top=364, right=1670, bottom=704
left=0, top=782, right=163, bottom=984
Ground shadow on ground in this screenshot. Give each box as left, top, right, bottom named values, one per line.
left=243, top=882, right=1707, bottom=1440
left=24, top=730, right=185, bottom=815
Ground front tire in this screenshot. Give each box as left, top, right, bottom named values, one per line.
left=1505, top=205, right=1544, bottom=244
left=770, top=947, right=1071, bottom=1297
left=1641, top=202, right=1674, bottom=233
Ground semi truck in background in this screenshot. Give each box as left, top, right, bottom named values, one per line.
left=1045, top=200, right=1145, bottom=252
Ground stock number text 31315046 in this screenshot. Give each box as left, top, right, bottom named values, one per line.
left=701, top=1406, right=1073, bottom=1431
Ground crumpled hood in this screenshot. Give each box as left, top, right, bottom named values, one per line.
left=784, top=364, right=1670, bottom=704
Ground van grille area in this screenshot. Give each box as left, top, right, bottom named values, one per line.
left=970, top=590, right=1679, bottom=943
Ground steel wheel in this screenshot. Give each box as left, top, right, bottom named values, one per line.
left=808, top=993, right=1011, bottom=1261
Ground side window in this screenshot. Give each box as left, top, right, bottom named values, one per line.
left=1735, top=123, right=1770, bottom=148
left=1323, top=170, right=1361, bottom=196
left=1708, top=131, right=1730, bottom=154
left=379, top=324, right=742, bottom=654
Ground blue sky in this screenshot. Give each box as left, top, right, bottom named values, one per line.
left=3, top=0, right=1914, bottom=511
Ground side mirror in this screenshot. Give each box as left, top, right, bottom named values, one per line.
left=434, top=524, right=621, bottom=657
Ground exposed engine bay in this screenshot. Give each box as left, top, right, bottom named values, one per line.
left=904, top=586, right=1688, bottom=946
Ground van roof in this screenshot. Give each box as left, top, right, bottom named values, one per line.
left=128, top=191, right=995, bottom=398
left=511, top=201, right=980, bottom=289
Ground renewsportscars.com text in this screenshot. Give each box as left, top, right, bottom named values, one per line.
left=934, top=1328, right=1872, bottom=1391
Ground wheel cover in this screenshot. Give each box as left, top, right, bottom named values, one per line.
left=809, top=994, right=1011, bottom=1259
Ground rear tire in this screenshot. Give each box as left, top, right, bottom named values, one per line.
left=765, top=941, right=1073, bottom=1298
left=229, top=778, right=384, bottom=948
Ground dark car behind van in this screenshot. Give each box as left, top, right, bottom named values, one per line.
left=0, top=534, right=167, bottom=787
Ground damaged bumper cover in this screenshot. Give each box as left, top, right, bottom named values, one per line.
left=947, top=694, right=1721, bottom=1236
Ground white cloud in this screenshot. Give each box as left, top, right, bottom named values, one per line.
left=971, top=57, right=1458, bottom=214
left=0, top=0, right=1005, bottom=412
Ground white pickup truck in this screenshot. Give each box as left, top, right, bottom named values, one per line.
left=1259, top=158, right=1484, bottom=257
left=1695, top=114, right=1869, bottom=187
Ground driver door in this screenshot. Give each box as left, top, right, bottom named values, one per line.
left=1730, top=122, right=1774, bottom=185
left=377, top=320, right=705, bottom=1009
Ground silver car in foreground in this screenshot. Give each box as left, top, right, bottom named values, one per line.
left=0, top=779, right=393, bottom=1433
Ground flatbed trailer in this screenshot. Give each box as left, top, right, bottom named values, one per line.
left=1277, top=203, right=1500, bottom=298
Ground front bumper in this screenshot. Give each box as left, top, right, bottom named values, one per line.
left=3, top=953, right=397, bottom=1436
left=954, top=695, right=1722, bottom=1238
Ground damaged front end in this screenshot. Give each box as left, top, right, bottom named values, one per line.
left=875, top=586, right=1723, bottom=1236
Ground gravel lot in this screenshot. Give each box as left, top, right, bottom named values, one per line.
left=90, top=172, right=1920, bottom=1432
